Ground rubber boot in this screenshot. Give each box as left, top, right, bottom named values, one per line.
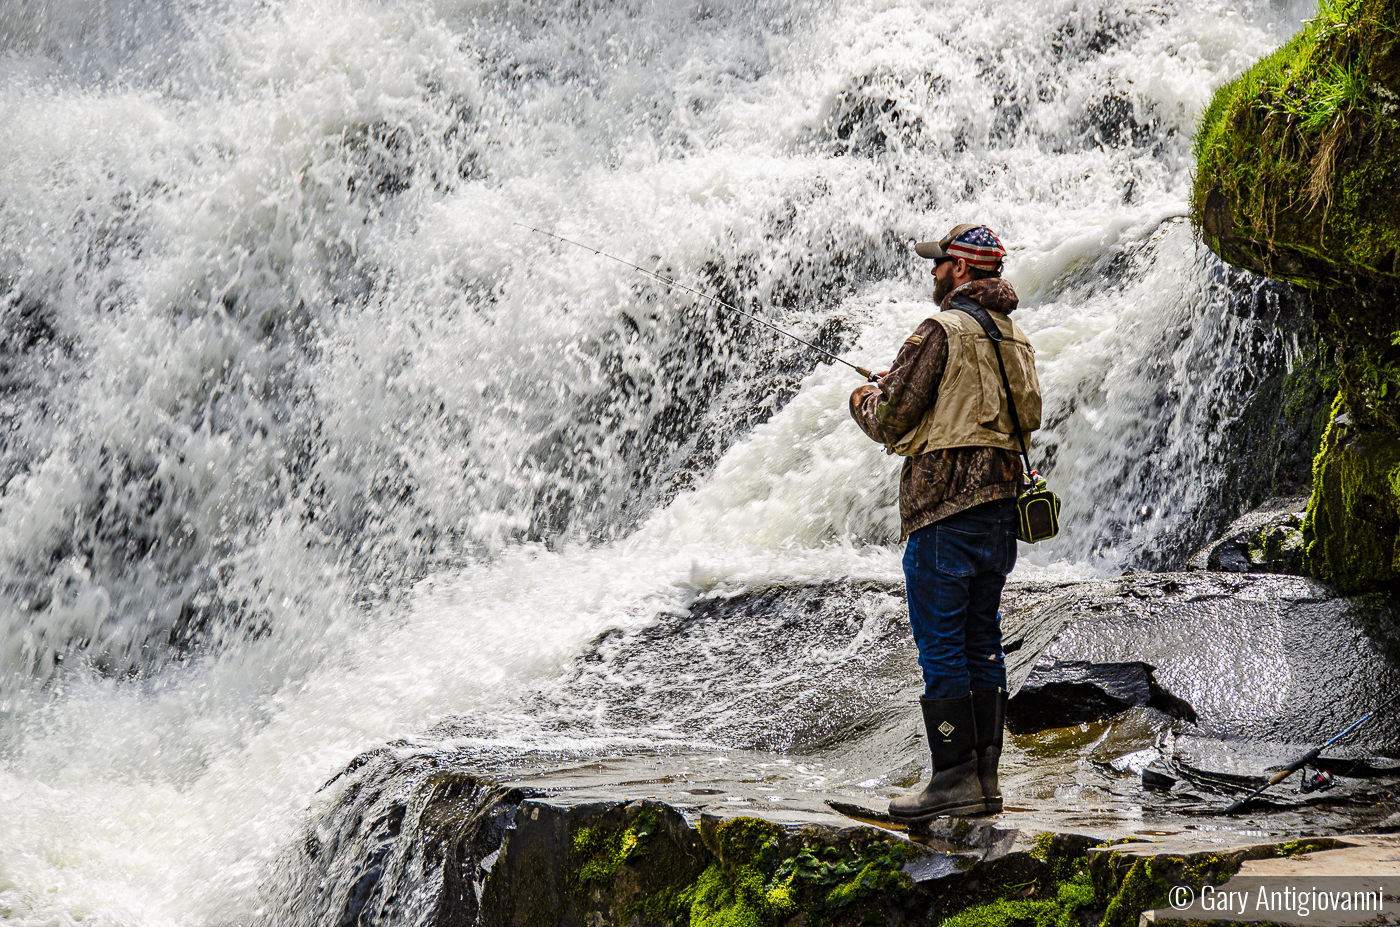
left=889, top=695, right=985, bottom=823
left=971, top=688, right=1006, bottom=815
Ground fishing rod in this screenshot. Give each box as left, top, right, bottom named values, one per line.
left=515, top=223, right=880, bottom=381
left=1223, top=689, right=1400, bottom=814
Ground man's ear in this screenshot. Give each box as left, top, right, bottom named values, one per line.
left=954, top=258, right=969, bottom=279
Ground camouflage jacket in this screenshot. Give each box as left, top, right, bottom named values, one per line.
left=849, top=278, right=1026, bottom=539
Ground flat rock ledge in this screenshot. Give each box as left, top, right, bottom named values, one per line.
left=296, top=565, right=1400, bottom=926
left=396, top=782, right=1400, bottom=927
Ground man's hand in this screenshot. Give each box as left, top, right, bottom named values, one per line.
left=850, top=383, right=879, bottom=417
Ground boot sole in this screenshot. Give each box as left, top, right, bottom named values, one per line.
left=888, top=799, right=988, bottom=824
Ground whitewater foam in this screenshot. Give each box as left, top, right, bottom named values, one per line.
left=0, top=0, right=1316, bottom=921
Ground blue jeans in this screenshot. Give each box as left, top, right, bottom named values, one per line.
left=903, top=499, right=1017, bottom=700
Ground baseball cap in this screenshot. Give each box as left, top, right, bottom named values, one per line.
left=915, top=224, right=1006, bottom=271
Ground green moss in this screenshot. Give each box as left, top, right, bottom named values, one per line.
left=1193, top=0, right=1400, bottom=594
left=569, top=810, right=660, bottom=885
left=1275, top=838, right=1339, bottom=857
left=1095, top=851, right=1245, bottom=927
left=1193, top=0, right=1400, bottom=283
left=1027, top=832, right=1058, bottom=862
left=1182, top=853, right=1241, bottom=890
left=1055, top=871, right=1096, bottom=910
left=1304, top=410, right=1400, bottom=591
left=942, top=859, right=1098, bottom=927
left=939, top=896, right=1075, bottom=927
left=1360, top=589, right=1394, bottom=608
left=683, top=860, right=797, bottom=927
left=681, top=818, right=922, bottom=927
left=1099, top=858, right=1157, bottom=927
left=1024, top=833, right=1089, bottom=885
left=1011, top=720, right=1112, bottom=757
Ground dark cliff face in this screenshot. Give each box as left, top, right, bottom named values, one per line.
left=1192, top=0, right=1400, bottom=593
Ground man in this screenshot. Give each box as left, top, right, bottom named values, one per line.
left=849, top=224, right=1041, bottom=822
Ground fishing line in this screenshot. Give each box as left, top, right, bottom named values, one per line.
left=515, top=223, right=879, bottom=381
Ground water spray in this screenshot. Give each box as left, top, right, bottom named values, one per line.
left=515, top=223, right=881, bottom=381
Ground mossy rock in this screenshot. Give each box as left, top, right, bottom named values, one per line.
left=480, top=799, right=712, bottom=927
left=480, top=802, right=930, bottom=927
left=1306, top=411, right=1400, bottom=589
left=1193, top=0, right=1400, bottom=309
left=1087, top=838, right=1348, bottom=927
left=478, top=798, right=1113, bottom=927
left=1192, top=0, right=1400, bottom=592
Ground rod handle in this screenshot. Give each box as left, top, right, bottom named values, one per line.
left=1277, top=747, right=1324, bottom=781
left=855, top=366, right=880, bottom=382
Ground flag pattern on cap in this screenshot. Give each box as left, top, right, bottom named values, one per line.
left=945, top=226, right=1005, bottom=271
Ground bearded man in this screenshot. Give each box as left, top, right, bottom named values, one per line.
left=849, top=224, right=1042, bottom=823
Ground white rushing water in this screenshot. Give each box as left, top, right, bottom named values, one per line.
left=1, top=0, right=1313, bottom=922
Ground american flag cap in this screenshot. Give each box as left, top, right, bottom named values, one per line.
left=914, top=224, right=1006, bottom=270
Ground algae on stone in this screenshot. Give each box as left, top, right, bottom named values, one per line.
left=940, top=853, right=1097, bottom=927
left=691, top=816, right=916, bottom=927
left=481, top=799, right=1122, bottom=927
left=1192, top=0, right=1400, bottom=592
left=1193, top=0, right=1400, bottom=300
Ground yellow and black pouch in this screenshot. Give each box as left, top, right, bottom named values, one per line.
left=1016, top=471, right=1061, bottom=543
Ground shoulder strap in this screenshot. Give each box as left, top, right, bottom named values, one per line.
left=948, top=295, right=1002, bottom=342
left=947, top=297, right=1032, bottom=476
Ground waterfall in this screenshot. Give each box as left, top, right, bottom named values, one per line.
left=0, top=0, right=1315, bottom=923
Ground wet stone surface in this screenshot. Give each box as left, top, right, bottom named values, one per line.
left=1187, top=493, right=1311, bottom=576
left=1000, top=572, right=1400, bottom=746
left=1007, top=658, right=1197, bottom=733
left=461, top=570, right=1400, bottom=839
left=301, top=569, right=1400, bottom=925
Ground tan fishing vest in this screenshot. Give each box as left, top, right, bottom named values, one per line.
left=888, top=308, right=1042, bottom=457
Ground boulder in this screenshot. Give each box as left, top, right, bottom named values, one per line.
left=478, top=795, right=1103, bottom=927
left=1006, top=659, right=1196, bottom=734
left=1156, top=735, right=1400, bottom=809
left=1192, top=0, right=1400, bottom=593
left=267, top=574, right=1400, bottom=927
left=1187, top=493, right=1310, bottom=576
left=1001, top=573, right=1400, bottom=748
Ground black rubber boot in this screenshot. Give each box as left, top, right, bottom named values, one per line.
left=889, top=695, right=985, bottom=823
left=971, top=688, right=1006, bottom=814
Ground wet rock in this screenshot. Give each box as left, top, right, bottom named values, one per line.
left=1187, top=493, right=1310, bottom=575
left=275, top=574, right=1400, bottom=927
left=1141, top=760, right=1178, bottom=791
left=542, top=580, right=916, bottom=755
left=1088, top=834, right=1357, bottom=923
left=270, top=751, right=526, bottom=927
left=1000, top=572, right=1400, bottom=749
left=1193, top=0, right=1400, bottom=595
left=1150, top=735, right=1400, bottom=812
left=1309, top=420, right=1400, bottom=594
left=1006, top=659, right=1196, bottom=734
left=477, top=793, right=1103, bottom=927
left=480, top=798, right=711, bottom=927
left=314, top=766, right=1399, bottom=927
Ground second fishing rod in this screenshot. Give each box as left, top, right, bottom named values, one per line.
left=516, top=223, right=881, bottom=382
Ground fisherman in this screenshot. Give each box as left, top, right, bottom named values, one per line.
left=849, top=224, right=1041, bottom=822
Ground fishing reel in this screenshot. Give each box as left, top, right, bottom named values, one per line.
left=1298, top=768, right=1335, bottom=794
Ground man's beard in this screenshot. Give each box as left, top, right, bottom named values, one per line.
left=933, top=273, right=953, bottom=302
